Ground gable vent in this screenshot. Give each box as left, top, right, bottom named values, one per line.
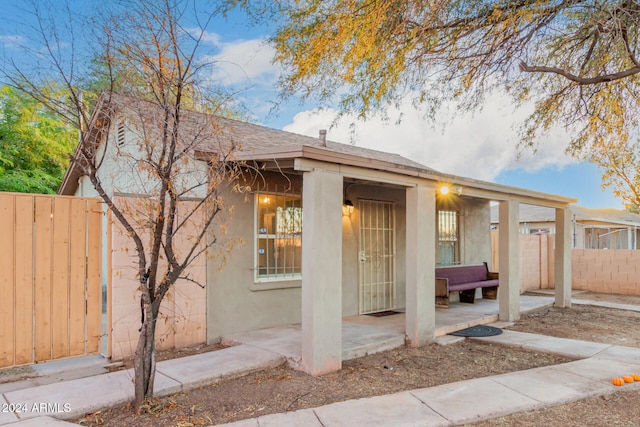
left=117, top=122, right=126, bottom=147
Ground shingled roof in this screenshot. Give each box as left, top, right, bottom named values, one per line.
left=59, top=93, right=577, bottom=208
left=106, top=92, right=435, bottom=173
left=205, top=114, right=433, bottom=173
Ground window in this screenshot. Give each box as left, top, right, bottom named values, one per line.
left=437, top=210, right=459, bottom=266
left=256, top=192, right=302, bottom=280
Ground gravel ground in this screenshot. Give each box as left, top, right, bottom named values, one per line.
left=76, top=292, right=640, bottom=426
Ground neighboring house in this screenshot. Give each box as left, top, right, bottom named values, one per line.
left=490, top=204, right=640, bottom=249
left=59, top=93, right=576, bottom=375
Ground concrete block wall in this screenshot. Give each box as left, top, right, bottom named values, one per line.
left=520, top=235, right=542, bottom=292
left=492, top=231, right=640, bottom=296
left=109, top=197, right=207, bottom=361
left=572, top=249, right=640, bottom=295
left=492, top=231, right=554, bottom=293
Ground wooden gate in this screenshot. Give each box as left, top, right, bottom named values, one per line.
left=0, top=193, right=103, bottom=368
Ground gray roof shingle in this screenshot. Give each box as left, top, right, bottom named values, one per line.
left=110, top=92, right=435, bottom=173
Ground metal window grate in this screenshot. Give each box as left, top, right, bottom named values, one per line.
left=255, top=190, right=302, bottom=280
left=438, top=210, right=459, bottom=266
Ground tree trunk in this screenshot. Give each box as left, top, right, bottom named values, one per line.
left=133, top=305, right=157, bottom=412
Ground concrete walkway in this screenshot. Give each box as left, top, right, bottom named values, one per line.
left=216, top=329, right=640, bottom=427
left=2, top=297, right=639, bottom=426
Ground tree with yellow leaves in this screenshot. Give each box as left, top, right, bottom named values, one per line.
left=267, top=0, right=640, bottom=207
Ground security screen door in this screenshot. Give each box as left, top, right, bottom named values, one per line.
left=358, top=200, right=396, bottom=314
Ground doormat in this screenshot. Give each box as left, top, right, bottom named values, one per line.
left=448, top=325, right=503, bottom=337
left=366, top=310, right=401, bottom=317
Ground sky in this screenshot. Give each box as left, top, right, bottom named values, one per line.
left=0, top=1, right=624, bottom=209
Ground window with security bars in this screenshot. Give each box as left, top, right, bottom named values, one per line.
left=438, top=210, right=459, bottom=266
left=256, top=192, right=302, bottom=280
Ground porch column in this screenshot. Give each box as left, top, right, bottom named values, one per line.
left=498, top=200, right=520, bottom=321
left=301, top=169, right=343, bottom=375
left=554, top=207, right=572, bottom=308
left=405, top=184, right=436, bottom=347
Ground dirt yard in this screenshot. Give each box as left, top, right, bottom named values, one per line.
left=76, top=293, right=640, bottom=426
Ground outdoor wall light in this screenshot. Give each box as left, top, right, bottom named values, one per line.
left=343, top=199, right=354, bottom=216
left=439, top=185, right=462, bottom=196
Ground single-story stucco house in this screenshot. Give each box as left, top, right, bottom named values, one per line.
left=490, top=204, right=640, bottom=249
left=59, top=93, right=576, bottom=375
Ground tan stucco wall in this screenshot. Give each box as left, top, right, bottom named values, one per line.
left=109, top=196, right=207, bottom=361
left=88, top=115, right=209, bottom=198
left=206, top=172, right=304, bottom=343
left=75, top=175, right=99, bottom=198
left=435, top=196, right=492, bottom=268
left=208, top=180, right=496, bottom=338
left=99, top=165, right=498, bottom=350
left=459, top=198, right=492, bottom=267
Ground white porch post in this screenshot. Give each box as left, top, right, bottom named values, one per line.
left=405, top=185, right=436, bottom=347
left=554, top=207, right=572, bottom=308
left=498, top=200, right=520, bottom=321
left=301, top=169, right=343, bottom=375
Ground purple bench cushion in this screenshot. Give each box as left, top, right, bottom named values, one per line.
left=435, top=264, right=489, bottom=285
left=449, top=279, right=499, bottom=292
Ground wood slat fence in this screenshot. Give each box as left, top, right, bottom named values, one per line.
left=0, top=192, right=103, bottom=368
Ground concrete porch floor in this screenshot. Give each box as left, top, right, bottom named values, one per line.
left=222, top=295, right=554, bottom=369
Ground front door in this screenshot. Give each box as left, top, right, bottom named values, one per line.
left=358, top=199, right=396, bottom=314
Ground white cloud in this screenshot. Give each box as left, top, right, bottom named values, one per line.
left=203, top=37, right=279, bottom=86
left=0, top=34, right=25, bottom=49
left=283, top=94, right=576, bottom=182
left=193, top=29, right=222, bottom=46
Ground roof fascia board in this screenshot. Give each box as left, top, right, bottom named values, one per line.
left=460, top=187, right=575, bottom=208
left=294, top=158, right=425, bottom=188
left=295, top=157, right=575, bottom=208
left=298, top=148, right=576, bottom=206
left=220, top=142, right=577, bottom=207
left=300, top=145, right=428, bottom=174
left=233, top=149, right=305, bottom=162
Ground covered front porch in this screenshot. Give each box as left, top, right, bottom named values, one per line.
left=297, top=158, right=575, bottom=375
left=222, top=295, right=554, bottom=366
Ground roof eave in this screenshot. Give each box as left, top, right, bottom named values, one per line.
left=230, top=145, right=576, bottom=206
left=57, top=93, right=114, bottom=196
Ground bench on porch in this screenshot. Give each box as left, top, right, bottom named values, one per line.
left=435, top=262, right=499, bottom=308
